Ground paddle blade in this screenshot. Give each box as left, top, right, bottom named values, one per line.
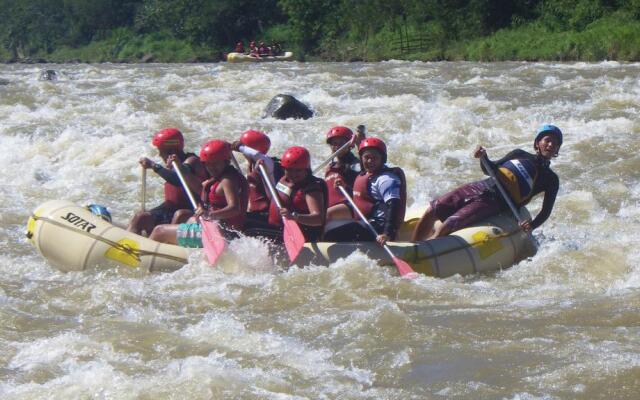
left=392, top=256, right=419, bottom=279
left=282, top=218, right=306, bottom=262
left=200, top=219, right=226, bottom=265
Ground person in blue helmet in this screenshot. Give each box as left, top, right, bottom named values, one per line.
left=411, top=124, right=563, bottom=240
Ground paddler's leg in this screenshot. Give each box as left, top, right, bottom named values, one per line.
left=127, top=210, right=155, bottom=235
left=149, top=223, right=179, bottom=245
left=326, top=203, right=353, bottom=221
left=171, top=208, right=194, bottom=224
left=410, top=205, right=438, bottom=241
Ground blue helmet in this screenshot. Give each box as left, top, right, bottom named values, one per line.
left=535, top=124, right=563, bottom=147
left=86, top=204, right=112, bottom=223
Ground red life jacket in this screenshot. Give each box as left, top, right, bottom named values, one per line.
left=352, top=167, right=407, bottom=231
left=246, top=159, right=283, bottom=213
left=324, top=153, right=360, bottom=207
left=201, top=165, right=248, bottom=230
left=267, top=175, right=327, bottom=227
left=163, top=153, right=206, bottom=210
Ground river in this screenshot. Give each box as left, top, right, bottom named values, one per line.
left=0, top=61, right=639, bottom=399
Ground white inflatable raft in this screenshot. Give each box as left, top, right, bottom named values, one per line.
left=27, top=200, right=536, bottom=277
left=226, top=52, right=294, bottom=63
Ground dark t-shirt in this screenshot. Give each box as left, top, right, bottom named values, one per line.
left=482, top=149, right=559, bottom=229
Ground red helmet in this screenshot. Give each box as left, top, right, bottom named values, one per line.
left=281, top=146, right=310, bottom=169
left=152, top=128, right=184, bottom=150
left=358, top=137, right=387, bottom=163
left=326, top=126, right=353, bottom=143
left=240, top=129, right=270, bottom=154
left=200, top=140, right=231, bottom=162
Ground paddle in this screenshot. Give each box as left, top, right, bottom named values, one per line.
left=480, top=155, right=538, bottom=249
left=172, top=160, right=226, bottom=265
left=230, top=153, right=242, bottom=173
left=258, top=164, right=306, bottom=262
left=312, top=125, right=365, bottom=175
left=141, top=165, right=146, bottom=212
left=337, top=185, right=418, bottom=279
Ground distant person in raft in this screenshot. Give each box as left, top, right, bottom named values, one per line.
left=411, top=124, right=563, bottom=241
left=234, top=41, right=244, bottom=53
left=128, top=128, right=207, bottom=236
left=323, top=137, right=407, bottom=246
left=150, top=140, right=248, bottom=246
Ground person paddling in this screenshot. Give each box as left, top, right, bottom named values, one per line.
left=150, top=140, right=248, bottom=246
left=266, top=146, right=327, bottom=242
left=231, top=130, right=284, bottom=221
left=324, top=137, right=407, bottom=245
left=128, top=128, right=207, bottom=235
left=411, top=124, right=563, bottom=241
left=323, top=126, right=364, bottom=222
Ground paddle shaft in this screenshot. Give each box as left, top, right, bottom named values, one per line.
left=171, top=161, right=199, bottom=210
left=258, top=164, right=283, bottom=209
left=311, top=125, right=365, bottom=175
left=337, top=185, right=417, bottom=277
left=480, top=155, right=524, bottom=224
left=230, top=153, right=242, bottom=172
left=141, top=166, right=147, bottom=212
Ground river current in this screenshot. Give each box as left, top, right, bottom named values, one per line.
left=0, top=61, right=639, bottom=399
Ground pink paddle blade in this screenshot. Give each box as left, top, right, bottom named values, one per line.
left=282, top=218, right=306, bottom=262
left=200, top=219, right=226, bottom=266
left=392, top=256, right=419, bottom=279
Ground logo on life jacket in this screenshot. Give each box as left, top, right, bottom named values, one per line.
left=61, top=212, right=97, bottom=233
left=276, top=181, right=292, bottom=197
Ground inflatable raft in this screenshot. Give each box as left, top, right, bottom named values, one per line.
left=226, top=52, right=294, bottom=63
left=26, top=200, right=536, bottom=277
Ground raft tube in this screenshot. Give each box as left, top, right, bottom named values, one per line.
left=296, top=210, right=537, bottom=278
left=26, top=200, right=188, bottom=273
left=27, top=201, right=536, bottom=277
left=226, top=52, right=294, bottom=63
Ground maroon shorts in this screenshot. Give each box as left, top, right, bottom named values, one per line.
left=430, top=181, right=502, bottom=231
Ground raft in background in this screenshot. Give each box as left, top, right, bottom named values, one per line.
left=26, top=200, right=536, bottom=277
left=226, top=52, right=294, bottom=63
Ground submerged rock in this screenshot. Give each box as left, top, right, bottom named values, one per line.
left=38, top=69, right=57, bottom=81
left=263, top=94, right=313, bottom=120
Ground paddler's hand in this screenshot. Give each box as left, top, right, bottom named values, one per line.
left=334, top=178, right=345, bottom=189
left=167, top=154, right=180, bottom=168
left=139, top=157, right=155, bottom=169
left=193, top=205, right=205, bottom=219
left=355, top=125, right=366, bottom=145
left=473, top=145, right=487, bottom=159
left=280, top=208, right=297, bottom=221
left=519, top=219, right=533, bottom=233
left=231, top=141, right=242, bottom=152
left=376, top=234, right=389, bottom=246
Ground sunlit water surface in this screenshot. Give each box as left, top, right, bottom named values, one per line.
left=0, top=61, right=639, bottom=399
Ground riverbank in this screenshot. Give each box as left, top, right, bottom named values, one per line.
left=3, top=14, right=640, bottom=64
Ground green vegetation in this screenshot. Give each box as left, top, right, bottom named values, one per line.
left=2, top=0, right=640, bottom=62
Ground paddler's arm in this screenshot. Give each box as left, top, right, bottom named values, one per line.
left=203, top=178, right=243, bottom=221
left=529, top=174, right=559, bottom=230
left=382, top=198, right=401, bottom=240
left=282, top=190, right=325, bottom=226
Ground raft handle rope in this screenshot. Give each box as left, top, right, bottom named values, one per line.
left=30, top=214, right=188, bottom=265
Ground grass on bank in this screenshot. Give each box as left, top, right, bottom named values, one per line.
left=328, top=11, right=640, bottom=62
left=41, top=29, right=220, bottom=63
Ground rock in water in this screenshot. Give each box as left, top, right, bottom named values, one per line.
left=38, top=69, right=57, bottom=81
left=263, top=94, right=313, bottom=120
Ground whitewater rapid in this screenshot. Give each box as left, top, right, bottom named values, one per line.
left=0, top=61, right=639, bottom=399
